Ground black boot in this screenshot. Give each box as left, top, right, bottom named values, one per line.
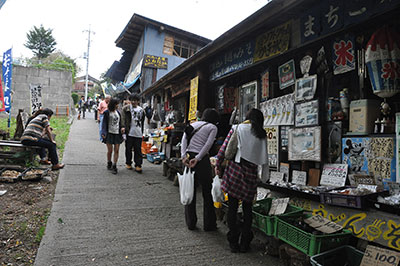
left=239, top=230, right=254, bottom=253
left=227, top=230, right=240, bottom=253
left=107, top=161, right=112, bottom=170
left=111, top=164, right=118, bottom=175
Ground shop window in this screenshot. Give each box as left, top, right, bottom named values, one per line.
left=163, top=34, right=198, bottom=59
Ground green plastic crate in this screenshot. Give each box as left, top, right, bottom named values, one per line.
left=310, top=245, right=364, bottom=266
left=275, top=214, right=352, bottom=256
left=252, top=198, right=303, bottom=236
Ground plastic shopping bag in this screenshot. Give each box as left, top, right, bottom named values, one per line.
left=178, top=167, right=194, bottom=205
left=211, top=175, right=224, bottom=203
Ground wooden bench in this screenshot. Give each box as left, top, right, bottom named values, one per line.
left=0, top=140, right=40, bottom=166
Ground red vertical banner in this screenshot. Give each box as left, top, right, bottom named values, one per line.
left=261, top=70, right=270, bottom=100
left=0, top=75, right=5, bottom=112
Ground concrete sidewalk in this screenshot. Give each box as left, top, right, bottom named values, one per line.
left=34, top=113, right=283, bottom=266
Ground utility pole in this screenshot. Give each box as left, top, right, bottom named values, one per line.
left=83, top=26, right=94, bottom=102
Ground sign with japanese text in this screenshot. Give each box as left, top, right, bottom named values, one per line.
left=333, top=35, right=355, bottom=75
left=300, top=7, right=320, bottom=43
left=266, top=126, right=279, bottom=167
left=29, top=84, right=42, bottom=114
left=360, top=245, right=400, bottom=266
left=261, top=70, right=269, bottom=100
left=209, top=40, right=254, bottom=81
left=143, top=54, right=168, bottom=69
left=304, top=214, right=343, bottom=234
left=344, top=0, right=372, bottom=27
left=269, top=171, right=285, bottom=184
left=320, top=163, right=348, bottom=187
left=254, top=21, right=291, bottom=63
left=292, top=170, right=307, bottom=185
left=2, top=48, right=12, bottom=112
left=278, top=59, right=296, bottom=89
left=321, top=0, right=344, bottom=36
left=269, top=198, right=289, bottom=216
left=188, top=76, right=198, bottom=121
left=224, top=87, right=236, bottom=114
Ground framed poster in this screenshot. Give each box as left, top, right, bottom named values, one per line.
left=239, top=81, right=258, bottom=122
left=266, top=126, right=279, bottom=168
left=278, top=59, right=296, bottom=90
left=295, top=75, right=317, bottom=102
left=288, top=126, right=321, bottom=161
left=295, top=99, right=319, bottom=127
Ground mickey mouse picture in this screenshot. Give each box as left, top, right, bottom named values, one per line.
left=343, top=138, right=366, bottom=173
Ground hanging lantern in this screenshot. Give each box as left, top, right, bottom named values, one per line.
left=365, top=26, right=400, bottom=98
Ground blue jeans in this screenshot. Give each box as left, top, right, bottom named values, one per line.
left=21, top=138, right=59, bottom=165
left=99, top=114, right=104, bottom=141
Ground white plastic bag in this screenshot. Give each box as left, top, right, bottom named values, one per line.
left=212, top=175, right=224, bottom=203
left=178, top=167, right=194, bottom=205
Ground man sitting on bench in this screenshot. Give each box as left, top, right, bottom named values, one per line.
left=21, top=108, right=65, bottom=170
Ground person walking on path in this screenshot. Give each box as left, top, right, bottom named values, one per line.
left=101, top=98, right=124, bottom=174
left=180, top=108, right=219, bottom=231
left=98, top=95, right=111, bottom=141
left=78, top=96, right=86, bottom=119
left=121, top=93, right=145, bottom=173
left=21, top=108, right=65, bottom=170
left=215, top=108, right=267, bottom=253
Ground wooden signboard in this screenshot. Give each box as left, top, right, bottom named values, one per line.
left=308, top=168, right=320, bottom=187
left=254, top=21, right=291, bottom=63
left=360, top=245, right=400, bottom=266
left=143, top=54, right=168, bottom=69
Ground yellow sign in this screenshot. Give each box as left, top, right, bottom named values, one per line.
left=188, top=77, right=198, bottom=121
left=254, top=21, right=291, bottom=63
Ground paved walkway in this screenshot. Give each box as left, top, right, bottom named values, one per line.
left=34, top=113, right=283, bottom=266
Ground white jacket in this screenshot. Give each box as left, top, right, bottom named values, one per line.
left=234, top=123, right=268, bottom=166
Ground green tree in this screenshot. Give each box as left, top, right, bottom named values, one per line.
left=24, top=25, right=57, bottom=59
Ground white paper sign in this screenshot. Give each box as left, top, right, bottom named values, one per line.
left=292, top=170, right=307, bottom=185
left=320, top=164, right=348, bottom=187
left=360, top=245, right=400, bottom=266
left=269, top=171, right=285, bottom=184
left=256, top=187, right=270, bottom=201
left=268, top=197, right=289, bottom=216
left=304, top=214, right=343, bottom=234
left=357, top=184, right=378, bottom=193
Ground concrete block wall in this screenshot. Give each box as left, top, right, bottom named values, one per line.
left=5, top=65, right=74, bottom=116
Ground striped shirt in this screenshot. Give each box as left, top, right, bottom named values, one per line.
left=21, top=114, right=50, bottom=141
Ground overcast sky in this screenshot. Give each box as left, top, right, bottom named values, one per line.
left=0, top=0, right=268, bottom=80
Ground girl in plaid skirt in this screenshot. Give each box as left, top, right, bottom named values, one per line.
left=215, top=108, right=267, bottom=253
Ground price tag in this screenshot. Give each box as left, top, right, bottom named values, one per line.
left=304, top=214, right=343, bottom=234
left=256, top=187, right=270, bottom=201
left=360, top=245, right=400, bottom=266
left=320, top=164, right=348, bottom=187
left=357, top=184, right=377, bottom=193
left=292, top=170, right=307, bottom=185
left=269, top=171, right=285, bottom=184
left=268, top=198, right=289, bottom=216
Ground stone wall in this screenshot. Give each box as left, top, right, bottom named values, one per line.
left=2, top=65, right=74, bottom=116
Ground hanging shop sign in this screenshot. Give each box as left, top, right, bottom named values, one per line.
left=254, top=21, right=291, bottom=63
left=279, top=59, right=296, bottom=89
left=188, top=76, right=199, bottom=121
left=342, top=136, right=396, bottom=187
left=300, top=6, right=320, bottom=43
left=143, top=54, right=168, bottom=69
left=29, top=84, right=42, bottom=114
left=366, top=26, right=400, bottom=98
left=261, top=70, right=270, bottom=100
left=321, top=0, right=344, bottom=36
left=333, top=35, right=355, bottom=75
left=266, top=126, right=279, bottom=168
left=0, top=76, right=4, bottom=112
left=209, top=40, right=255, bottom=81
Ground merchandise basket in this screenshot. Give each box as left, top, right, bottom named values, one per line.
left=275, top=214, right=352, bottom=256
left=310, top=245, right=364, bottom=266
left=252, top=198, right=303, bottom=236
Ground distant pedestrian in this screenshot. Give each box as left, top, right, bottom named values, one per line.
left=215, top=108, right=267, bottom=253
left=94, top=98, right=100, bottom=121
left=121, top=93, right=145, bottom=173
left=98, top=95, right=111, bottom=141
left=21, top=108, right=65, bottom=170
left=78, top=96, right=86, bottom=119
left=101, top=98, right=123, bottom=174
left=180, top=108, right=219, bottom=232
